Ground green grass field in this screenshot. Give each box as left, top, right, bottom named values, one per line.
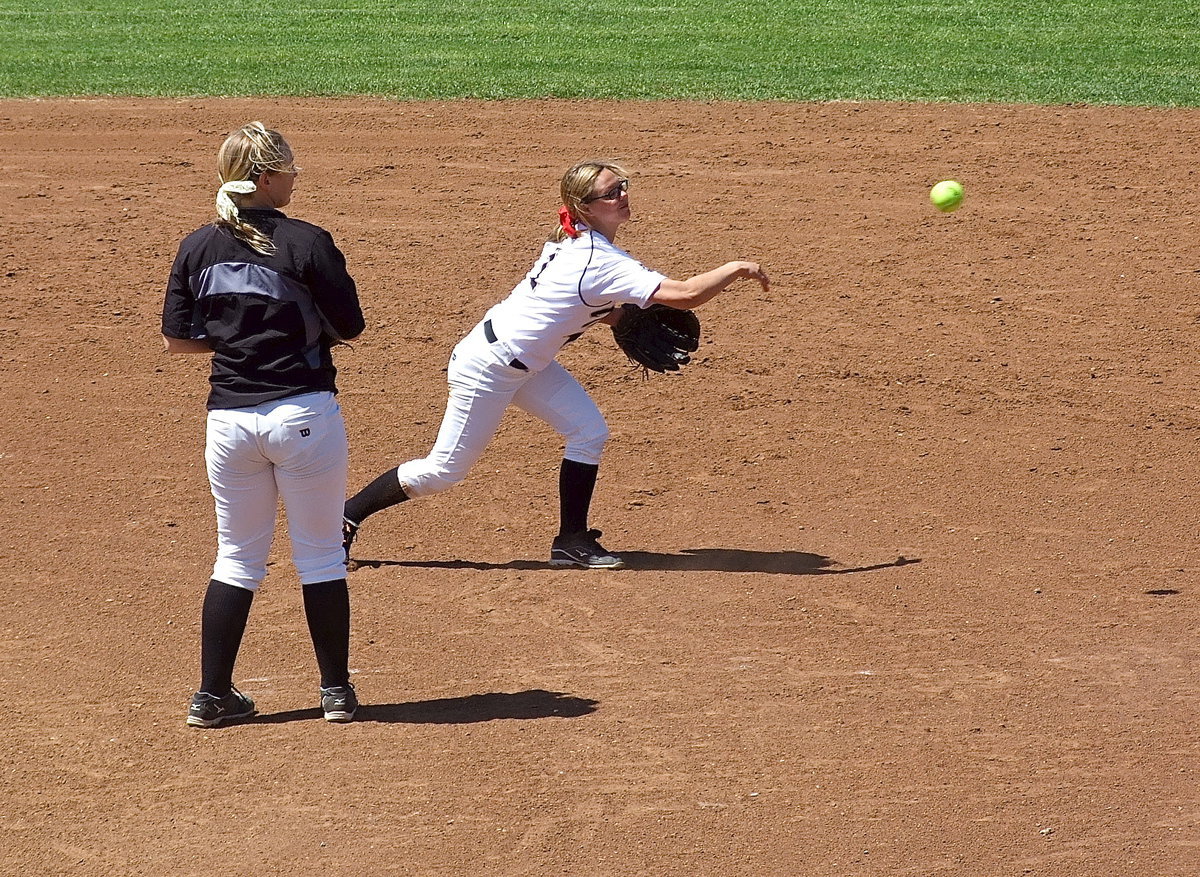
left=1, top=0, right=1197, bottom=105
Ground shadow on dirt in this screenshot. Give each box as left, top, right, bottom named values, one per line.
left=353, top=550, right=919, bottom=575
left=613, top=549, right=917, bottom=575
left=251, top=689, right=599, bottom=726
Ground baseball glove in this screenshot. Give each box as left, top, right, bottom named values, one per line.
left=611, top=303, right=701, bottom=373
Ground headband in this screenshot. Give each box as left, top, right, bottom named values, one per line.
left=216, top=180, right=257, bottom=222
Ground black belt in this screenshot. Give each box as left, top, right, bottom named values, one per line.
left=483, top=320, right=528, bottom=370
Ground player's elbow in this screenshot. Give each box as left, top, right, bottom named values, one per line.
left=329, top=315, right=366, bottom=342
left=648, top=280, right=703, bottom=308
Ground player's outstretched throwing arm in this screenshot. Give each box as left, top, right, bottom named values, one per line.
left=650, top=261, right=770, bottom=309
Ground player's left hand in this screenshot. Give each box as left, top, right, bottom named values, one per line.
left=611, top=304, right=701, bottom=373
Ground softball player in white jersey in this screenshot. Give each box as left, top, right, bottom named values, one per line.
left=344, top=159, right=769, bottom=568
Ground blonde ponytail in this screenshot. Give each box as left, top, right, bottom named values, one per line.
left=213, top=122, right=296, bottom=255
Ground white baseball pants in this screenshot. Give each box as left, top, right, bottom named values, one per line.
left=205, top=391, right=348, bottom=591
left=395, top=321, right=608, bottom=498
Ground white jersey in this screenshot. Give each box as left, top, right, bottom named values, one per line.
left=482, top=226, right=665, bottom=372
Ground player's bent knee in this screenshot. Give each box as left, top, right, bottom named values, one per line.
left=395, top=461, right=468, bottom=498
left=565, top=424, right=609, bottom=466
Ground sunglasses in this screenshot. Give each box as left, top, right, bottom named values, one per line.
left=583, top=178, right=630, bottom=203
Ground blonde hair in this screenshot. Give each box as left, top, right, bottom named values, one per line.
left=214, top=122, right=296, bottom=255
left=551, top=158, right=630, bottom=242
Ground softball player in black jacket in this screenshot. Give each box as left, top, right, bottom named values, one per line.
left=162, top=122, right=365, bottom=727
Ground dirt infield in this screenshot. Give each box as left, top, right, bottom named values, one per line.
left=2, top=98, right=1198, bottom=875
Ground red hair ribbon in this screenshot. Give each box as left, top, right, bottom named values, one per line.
left=558, top=205, right=580, bottom=238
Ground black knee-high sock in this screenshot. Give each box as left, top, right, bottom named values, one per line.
left=558, top=459, right=599, bottom=537
left=199, top=579, right=254, bottom=696
left=303, top=579, right=351, bottom=689
left=344, top=467, right=409, bottom=525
